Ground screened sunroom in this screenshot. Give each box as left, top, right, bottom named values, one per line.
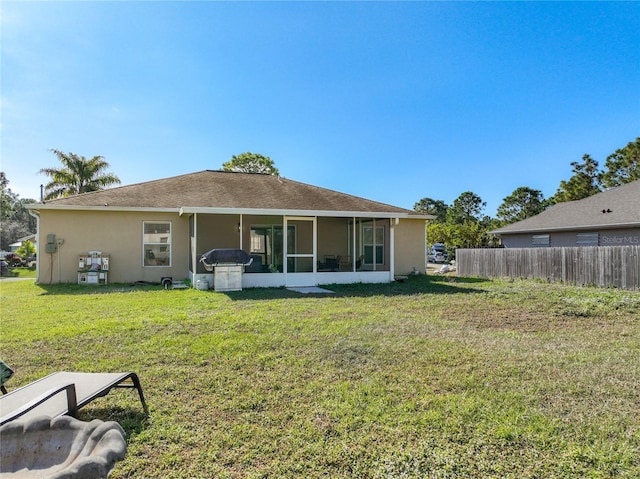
left=187, top=212, right=395, bottom=288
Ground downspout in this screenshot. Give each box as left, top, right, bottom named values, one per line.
left=424, top=219, right=428, bottom=274
left=28, top=208, right=40, bottom=283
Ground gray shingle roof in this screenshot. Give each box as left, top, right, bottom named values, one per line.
left=491, top=180, right=640, bottom=234
left=35, top=170, right=421, bottom=216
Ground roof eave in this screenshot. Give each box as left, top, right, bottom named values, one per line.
left=25, top=203, right=432, bottom=219
left=491, top=221, right=640, bottom=236
left=179, top=206, right=432, bottom=219
left=27, top=204, right=181, bottom=213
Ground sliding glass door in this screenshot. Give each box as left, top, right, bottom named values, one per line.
left=249, top=224, right=294, bottom=273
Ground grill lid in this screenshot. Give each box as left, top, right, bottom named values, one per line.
left=199, top=248, right=252, bottom=266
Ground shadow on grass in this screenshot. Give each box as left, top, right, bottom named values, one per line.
left=224, top=274, right=490, bottom=300
left=77, top=407, right=150, bottom=437
left=35, top=283, right=166, bottom=296
left=33, top=274, right=491, bottom=299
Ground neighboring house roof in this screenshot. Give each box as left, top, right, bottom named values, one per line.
left=28, top=170, right=429, bottom=218
left=491, top=180, right=640, bottom=235
left=16, top=234, right=37, bottom=243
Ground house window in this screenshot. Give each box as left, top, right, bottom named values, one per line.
left=363, top=224, right=384, bottom=265
left=577, top=232, right=599, bottom=246
left=532, top=234, right=550, bottom=247
left=143, top=221, right=171, bottom=266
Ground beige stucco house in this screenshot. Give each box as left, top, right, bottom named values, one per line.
left=27, top=170, right=431, bottom=287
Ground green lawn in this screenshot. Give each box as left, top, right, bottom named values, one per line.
left=1, top=276, right=639, bottom=478
left=1, top=266, right=36, bottom=278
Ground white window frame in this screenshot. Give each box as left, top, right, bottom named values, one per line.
left=362, top=223, right=385, bottom=266
left=143, top=221, right=172, bottom=267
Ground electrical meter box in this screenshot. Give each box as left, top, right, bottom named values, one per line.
left=78, top=251, right=110, bottom=285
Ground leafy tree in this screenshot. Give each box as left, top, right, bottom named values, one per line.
left=414, top=197, right=448, bottom=223
left=452, top=221, right=490, bottom=249
left=600, top=138, right=640, bottom=188
left=424, top=192, right=491, bottom=258
left=496, top=186, right=547, bottom=225
left=426, top=222, right=455, bottom=258
left=0, top=173, right=37, bottom=251
left=427, top=221, right=453, bottom=246
left=446, top=191, right=486, bottom=224
left=39, top=150, right=121, bottom=200
left=1, top=222, right=31, bottom=252
left=427, top=218, right=498, bottom=260
left=12, top=198, right=37, bottom=232
left=16, top=239, right=36, bottom=258
left=552, top=154, right=601, bottom=203
left=222, top=152, right=280, bottom=175
left=1, top=172, right=17, bottom=222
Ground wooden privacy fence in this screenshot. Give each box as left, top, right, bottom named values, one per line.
left=456, top=246, right=640, bottom=290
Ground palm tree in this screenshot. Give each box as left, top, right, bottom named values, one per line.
left=39, top=150, right=121, bottom=200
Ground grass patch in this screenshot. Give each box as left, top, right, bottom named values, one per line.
left=1, top=267, right=37, bottom=278
left=1, top=276, right=639, bottom=478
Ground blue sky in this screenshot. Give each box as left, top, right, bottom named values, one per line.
left=2, top=1, right=639, bottom=216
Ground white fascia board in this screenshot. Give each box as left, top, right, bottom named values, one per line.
left=25, top=203, right=432, bottom=220
left=179, top=206, right=432, bottom=219
left=27, top=204, right=181, bottom=214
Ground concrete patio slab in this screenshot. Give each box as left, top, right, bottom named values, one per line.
left=287, top=286, right=334, bottom=294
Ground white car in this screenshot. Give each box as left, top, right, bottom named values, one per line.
left=429, top=251, right=447, bottom=263
left=428, top=244, right=448, bottom=263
